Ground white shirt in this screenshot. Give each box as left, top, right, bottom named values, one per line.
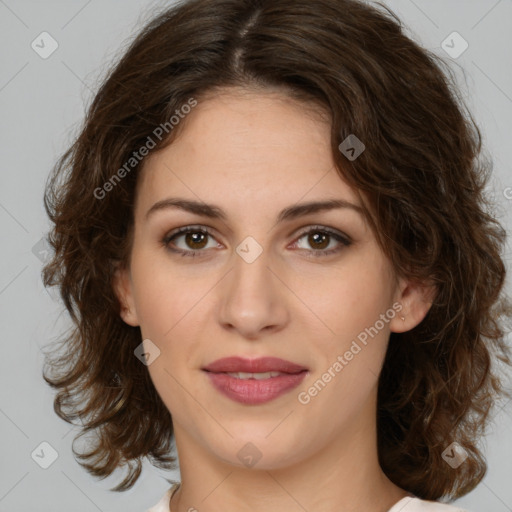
left=146, top=484, right=469, bottom=512
left=388, top=496, right=468, bottom=511
left=146, top=484, right=179, bottom=512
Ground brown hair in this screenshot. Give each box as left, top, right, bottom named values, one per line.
left=42, top=0, right=512, bottom=499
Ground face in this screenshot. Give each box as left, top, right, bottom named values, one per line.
left=114, top=88, right=431, bottom=471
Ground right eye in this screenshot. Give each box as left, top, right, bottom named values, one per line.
left=162, top=226, right=221, bottom=257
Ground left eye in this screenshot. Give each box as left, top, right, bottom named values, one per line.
left=292, top=227, right=352, bottom=256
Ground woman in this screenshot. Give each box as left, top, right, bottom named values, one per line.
left=41, top=0, right=512, bottom=511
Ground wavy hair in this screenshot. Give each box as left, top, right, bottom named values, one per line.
left=42, top=0, right=512, bottom=499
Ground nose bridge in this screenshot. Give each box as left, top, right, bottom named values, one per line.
left=218, top=235, right=288, bottom=336
left=229, top=235, right=274, bottom=303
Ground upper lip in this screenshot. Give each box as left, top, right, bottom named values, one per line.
left=202, top=357, right=308, bottom=374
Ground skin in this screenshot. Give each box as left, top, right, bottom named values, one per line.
left=114, top=88, right=434, bottom=512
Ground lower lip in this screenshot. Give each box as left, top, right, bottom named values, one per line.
left=204, top=371, right=308, bottom=405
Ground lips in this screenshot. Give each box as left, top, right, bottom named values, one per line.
left=202, top=356, right=308, bottom=374
left=202, top=357, right=309, bottom=405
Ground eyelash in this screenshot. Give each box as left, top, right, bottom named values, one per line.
left=161, top=225, right=352, bottom=258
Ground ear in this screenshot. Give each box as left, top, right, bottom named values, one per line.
left=112, top=264, right=140, bottom=327
left=389, top=277, right=436, bottom=333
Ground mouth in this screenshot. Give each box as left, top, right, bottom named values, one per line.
left=202, top=356, right=308, bottom=374
left=202, top=357, right=309, bottom=405
left=220, top=370, right=296, bottom=380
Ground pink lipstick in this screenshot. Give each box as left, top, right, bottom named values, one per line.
left=202, top=356, right=308, bottom=405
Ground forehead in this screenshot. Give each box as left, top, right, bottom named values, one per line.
left=135, top=89, right=360, bottom=214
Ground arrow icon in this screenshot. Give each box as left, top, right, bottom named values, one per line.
left=441, top=441, right=468, bottom=468
left=338, top=134, right=365, bottom=161
left=31, top=441, right=59, bottom=468
left=134, top=339, right=161, bottom=366
left=236, top=236, right=263, bottom=263
left=31, top=31, right=59, bottom=59
left=237, top=441, right=262, bottom=467
left=441, top=32, right=468, bottom=59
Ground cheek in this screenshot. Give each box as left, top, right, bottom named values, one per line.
left=290, top=251, right=394, bottom=343
left=296, top=282, right=393, bottom=430
left=129, top=249, right=208, bottom=337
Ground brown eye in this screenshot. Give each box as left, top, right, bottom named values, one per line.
left=294, top=227, right=352, bottom=257
left=307, top=232, right=330, bottom=250
left=163, top=226, right=219, bottom=256
left=183, top=232, right=209, bottom=250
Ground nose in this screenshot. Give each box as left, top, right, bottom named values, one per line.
left=217, top=244, right=290, bottom=340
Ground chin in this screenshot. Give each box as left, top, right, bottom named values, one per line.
left=208, top=434, right=309, bottom=471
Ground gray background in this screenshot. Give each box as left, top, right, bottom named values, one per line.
left=0, top=1, right=511, bottom=511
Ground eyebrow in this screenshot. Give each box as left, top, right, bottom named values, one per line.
left=145, top=197, right=364, bottom=223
